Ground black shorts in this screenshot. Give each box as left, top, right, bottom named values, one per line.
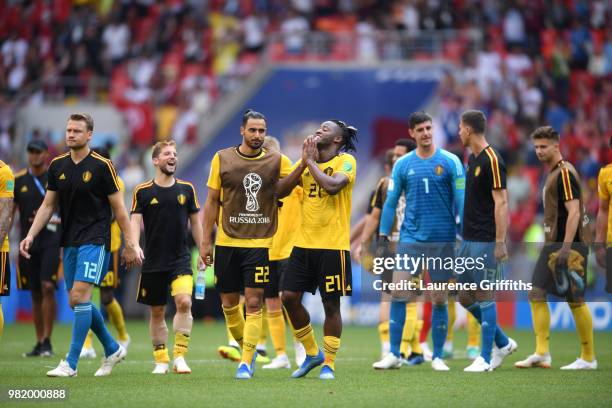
left=17, top=245, right=60, bottom=291
left=0, top=251, right=10, bottom=296
left=282, top=247, right=352, bottom=299
left=100, top=251, right=121, bottom=289
left=137, top=268, right=192, bottom=306
left=214, top=246, right=270, bottom=293
left=266, top=258, right=289, bottom=299
left=533, top=243, right=588, bottom=302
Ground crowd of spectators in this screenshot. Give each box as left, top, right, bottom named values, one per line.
left=0, top=0, right=609, bottom=242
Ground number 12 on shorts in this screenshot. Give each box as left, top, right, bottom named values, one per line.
left=255, top=266, right=270, bottom=283
left=83, top=261, right=98, bottom=280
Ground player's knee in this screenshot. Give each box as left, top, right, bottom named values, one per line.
left=281, top=291, right=299, bottom=308
left=100, top=289, right=113, bottom=306
left=265, top=296, right=282, bottom=312
left=41, top=281, right=55, bottom=297
left=528, top=288, right=546, bottom=302
left=31, top=289, right=43, bottom=303
left=322, top=298, right=340, bottom=317
left=150, top=306, right=165, bottom=321
left=175, top=295, right=192, bottom=312
left=244, top=295, right=262, bottom=312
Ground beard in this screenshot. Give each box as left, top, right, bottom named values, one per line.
left=246, top=138, right=263, bottom=150
left=160, top=165, right=175, bottom=176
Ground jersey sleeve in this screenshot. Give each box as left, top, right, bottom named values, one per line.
left=0, top=165, right=14, bottom=198
left=380, top=159, right=404, bottom=236
left=100, top=160, right=121, bottom=195
left=484, top=148, right=506, bottom=190
left=131, top=186, right=145, bottom=214
left=373, top=179, right=386, bottom=210
left=207, top=153, right=221, bottom=190
left=558, top=168, right=581, bottom=202
left=598, top=167, right=611, bottom=201
left=444, top=152, right=466, bottom=233
left=187, top=183, right=200, bottom=214
left=335, top=154, right=356, bottom=183
left=47, top=161, right=58, bottom=191
left=279, top=154, right=292, bottom=177
left=117, top=176, right=125, bottom=192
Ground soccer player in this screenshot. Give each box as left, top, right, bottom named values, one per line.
left=355, top=139, right=419, bottom=362
left=131, top=139, right=202, bottom=374
left=262, top=136, right=303, bottom=369
left=13, top=140, right=60, bottom=357
left=280, top=119, right=358, bottom=380
left=20, top=113, right=143, bottom=377
left=595, top=142, right=611, bottom=293
left=80, top=147, right=131, bottom=359
left=373, top=112, right=464, bottom=371
left=201, top=109, right=294, bottom=379
left=515, top=126, right=596, bottom=370
left=456, top=109, right=517, bottom=372
left=0, top=159, right=14, bottom=339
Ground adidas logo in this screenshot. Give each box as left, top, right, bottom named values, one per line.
left=346, top=284, right=351, bottom=291
left=20, top=185, right=28, bottom=192
left=150, top=198, right=159, bottom=205
left=59, top=173, right=66, bottom=180
left=408, top=169, right=415, bottom=176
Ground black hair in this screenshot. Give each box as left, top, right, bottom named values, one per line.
left=242, top=109, right=266, bottom=126
left=330, top=119, right=358, bottom=152
left=461, top=110, right=487, bottom=134
left=408, top=111, right=432, bottom=129
left=395, top=138, right=416, bottom=152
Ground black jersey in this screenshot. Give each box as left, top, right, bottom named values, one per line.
left=47, top=151, right=120, bottom=247
left=131, top=179, right=200, bottom=273
left=13, top=169, right=60, bottom=250
left=463, top=145, right=506, bottom=242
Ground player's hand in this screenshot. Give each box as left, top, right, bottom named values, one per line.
left=122, top=243, right=144, bottom=269
left=202, top=241, right=214, bottom=266
left=595, top=244, right=606, bottom=268
left=303, top=135, right=318, bottom=162
left=556, top=244, right=571, bottom=267
left=19, top=236, right=34, bottom=259
left=353, top=243, right=363, bottom=264
left=494, top=241, right=508, bottom=262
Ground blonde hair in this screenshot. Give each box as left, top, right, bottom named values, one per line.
left=152, top=139, right=177, bottom=159
left=69, top=113, right=94, bottom=131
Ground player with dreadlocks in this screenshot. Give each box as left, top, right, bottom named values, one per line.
left=278, top=119, right=358, bottom=380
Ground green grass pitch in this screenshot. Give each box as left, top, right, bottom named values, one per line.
left=1, top=321, right=611, bottom=407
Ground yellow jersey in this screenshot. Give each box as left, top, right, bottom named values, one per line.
left=293, top=153, right=356, bottom=251
left=110, top=177, right=125, bottom=252
left=270, top=186, right=303, bottom=261
left=207, top=149, right=292, bottom=248
left=0, top=160, right=14, bottom=252
left=598, top=164, right=612, bottom=245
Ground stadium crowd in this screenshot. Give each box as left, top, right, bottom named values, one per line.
left=0, top=0, right=609, bottom=241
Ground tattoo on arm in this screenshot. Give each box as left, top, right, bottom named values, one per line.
left=0, top=198, right=14, bottom=243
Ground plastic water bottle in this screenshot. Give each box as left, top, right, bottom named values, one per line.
left=195, top=269, right=206, bottom=300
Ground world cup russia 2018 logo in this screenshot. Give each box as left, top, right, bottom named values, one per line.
left=243, top=173, right=262, bottom=212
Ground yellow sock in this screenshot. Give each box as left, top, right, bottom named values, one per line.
left=378, top=321, right=389, bottom=345
left=222, top=304, right=245, bottom=348
left=446, top=298, right=456, bottom=341
left=467, top=313, right=480, bottom=347
left=570, top=303, right=595, bottom=362
left=400, top=303, right=418, bottom=356
left=173, top=332, right=190, bottom=359
left=153, top=344, right=170, bottom=363
left=267, top=310, right=287, bottom=356
left=106, top=299, right=129, bottom=341
left=530, top=301, right=550, bottom=355
left=241, top=310, right=262, bottom=365
left=226, top=300, right=244, bottom=344
left=0, top=306, right=3, bottom=338
left=259, top=307, right=268, bottom=348
left=323, top=336, right=340, bottom=370
left=410, top=320, right=423, bottom=354
left=84, top=330, right=93, bottom=349
left=293, top=323, right=319, bottom=356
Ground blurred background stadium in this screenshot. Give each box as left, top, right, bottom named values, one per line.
left=0, top=0, right=610, bottom=333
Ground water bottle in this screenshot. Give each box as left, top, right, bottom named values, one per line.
left=195, top=269, right=206, bottom=300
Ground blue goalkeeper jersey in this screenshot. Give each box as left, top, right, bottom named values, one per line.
left=380, top=148, right=465, bottom=243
